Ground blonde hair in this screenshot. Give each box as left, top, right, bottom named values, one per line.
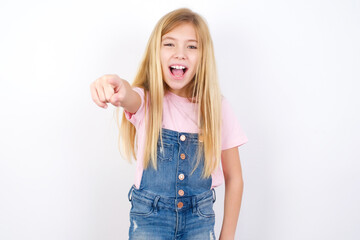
left=115, top=8, right=222, bottom=179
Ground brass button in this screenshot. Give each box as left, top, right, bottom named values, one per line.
left=178, top=173, right=185, bottom=180
left=180, top=153, right=186, bottom=160
left=178, top=189, right=184, bottom=196
left=177, top=202, right=183, bottom=208
left=180, top=135, right=186, bottom=141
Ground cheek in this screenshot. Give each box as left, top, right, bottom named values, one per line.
left=190, top=53, right=200, bottom=67
left=160, top=51, right=165, bottom=64
left=161, top=65, right=168, bottom=76
left=160, top=53, right=170, bottom=69
left=160, top=59, right=167, bottom=73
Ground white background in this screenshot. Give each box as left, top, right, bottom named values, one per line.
left=1, top=0, right=359, bottom=239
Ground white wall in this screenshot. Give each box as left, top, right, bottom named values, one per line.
left=0, top=0, right=359, bottom=239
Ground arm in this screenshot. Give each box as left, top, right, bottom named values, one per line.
left=120, top=79, right=142, bottom=114
left=219, top=147, right=244, bottom=240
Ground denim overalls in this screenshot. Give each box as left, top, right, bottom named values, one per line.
left=127, top=128, right=217, bottom=240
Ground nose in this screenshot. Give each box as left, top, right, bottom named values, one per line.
left=174, top=46, right=186, bottom=60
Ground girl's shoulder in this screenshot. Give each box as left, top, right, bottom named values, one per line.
left=220, top=94, right=232, bottom=110
left=220, top=94, right=240, bottom=123
left=220, top=94, right=249, bottom=149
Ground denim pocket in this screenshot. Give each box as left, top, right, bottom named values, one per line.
left=196, top=200, right=215, bottom=218
left=157, top=142, right=174, bottom=161
left=130, top=196, right=154, bottom=217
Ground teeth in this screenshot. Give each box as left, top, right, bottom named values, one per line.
left=170, top=65, right=186, bottom=69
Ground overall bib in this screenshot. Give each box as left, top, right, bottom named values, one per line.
left=127, top=128, right=217, bottom=240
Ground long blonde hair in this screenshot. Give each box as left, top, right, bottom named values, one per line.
left=115, top=8, right=222, bottom=179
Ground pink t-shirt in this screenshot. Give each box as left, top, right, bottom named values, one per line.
left=124, top=87, right=248, bottom=189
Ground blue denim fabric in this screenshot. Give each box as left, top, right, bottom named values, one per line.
left=127, top=128, right=217, bottom=240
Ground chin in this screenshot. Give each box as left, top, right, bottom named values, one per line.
left=164, top=78, right=192, bottom=95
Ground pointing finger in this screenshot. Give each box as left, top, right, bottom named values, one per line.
left=107, top=76, right=122, bottom=92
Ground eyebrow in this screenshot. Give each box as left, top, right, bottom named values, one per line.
left=162, top=36, right=198, bottom=43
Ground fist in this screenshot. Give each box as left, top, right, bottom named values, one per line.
left=89, top=74, right=129, bottom=109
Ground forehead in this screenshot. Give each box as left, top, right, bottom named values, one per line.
left=162, top=23, right=198, bottom=41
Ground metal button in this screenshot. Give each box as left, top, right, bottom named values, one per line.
left=177, top=202, right=183, bottom=208
left=178, top=189, right=184, bottom=196
left=180, top=135, right=186, bottom=141
left=178, top=174, right=185, bottom=180
left=180, top=153, right=186, bottom=160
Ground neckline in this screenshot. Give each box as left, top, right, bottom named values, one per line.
left=165, top=90, right=195, bottom=103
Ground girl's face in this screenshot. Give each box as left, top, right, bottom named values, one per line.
left=160, top=23, right=199, bottom=97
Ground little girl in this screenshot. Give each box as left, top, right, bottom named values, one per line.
left=90, top=8, right=248, bottom=240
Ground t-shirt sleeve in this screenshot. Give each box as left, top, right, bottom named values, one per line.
left=221, top=96, right=248, bottom=150
left=123, top=87, right=145, bottom=129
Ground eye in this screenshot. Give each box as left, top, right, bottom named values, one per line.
left=163, top=43, right=174, bottom=47
left=188, top=45, right=198, bottom=49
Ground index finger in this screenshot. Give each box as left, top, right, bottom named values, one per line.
left=106, top=76, right=122, bottom=92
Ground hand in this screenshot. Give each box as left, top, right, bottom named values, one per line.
left=90, top=74, right=129, bottom=109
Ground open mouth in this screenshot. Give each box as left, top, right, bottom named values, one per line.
left=169, top=65, right=188, bottom=78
